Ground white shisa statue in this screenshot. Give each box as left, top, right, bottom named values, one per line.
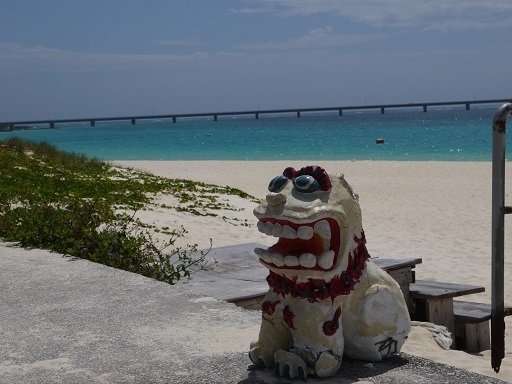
left=249, top=165, right=411, bottom=379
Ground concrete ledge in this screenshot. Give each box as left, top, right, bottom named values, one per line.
left=0, top=243, right=507, bottom=383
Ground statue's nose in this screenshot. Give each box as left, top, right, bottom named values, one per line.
left=266, top=192, right=287, bottom=206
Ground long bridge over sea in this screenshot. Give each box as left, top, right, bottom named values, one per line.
left=1, top=98, right=510, bottom=130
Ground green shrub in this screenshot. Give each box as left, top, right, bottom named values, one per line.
left=0, top=138, right=260, bottom=284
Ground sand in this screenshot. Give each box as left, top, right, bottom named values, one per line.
left=115, top=160, right=512, bottom=382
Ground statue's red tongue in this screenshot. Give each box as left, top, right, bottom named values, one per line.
left=268, top=234, right=324, bottom=257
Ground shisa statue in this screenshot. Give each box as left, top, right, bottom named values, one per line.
left=249, top=165, right=411, bottom=379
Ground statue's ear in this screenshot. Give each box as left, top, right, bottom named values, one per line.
left=337, top=174, right=359, bottom=201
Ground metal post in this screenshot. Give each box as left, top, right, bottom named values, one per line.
left=491, top=102, right=512, bottom=372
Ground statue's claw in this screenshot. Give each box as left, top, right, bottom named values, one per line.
left=274, top=349, right=308, bottom=379
left=249, top=345, right=273, bottom=368
left=298, top=365, right=307, bottom=379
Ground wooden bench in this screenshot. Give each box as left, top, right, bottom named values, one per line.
left=409, top=280, right=485, bottom=347
left=453, top=300, right=512, bottom=352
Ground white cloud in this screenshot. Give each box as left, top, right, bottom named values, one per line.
left=0, top=42, right=211, bottom=72
left=229, top=6, right=275, bottom=14
left=236, top=26, right=384, bottom=50
left=155, top=39, right=202, bottom=46
left=233, top=0, right=512, bottom=31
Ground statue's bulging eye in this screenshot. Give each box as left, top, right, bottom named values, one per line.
left=268, top=175, right=289, bottom=192
left=293, top=175, right=320, bottom=193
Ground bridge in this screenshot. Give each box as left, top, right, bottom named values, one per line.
left=1, top=98, right=510, bottom=130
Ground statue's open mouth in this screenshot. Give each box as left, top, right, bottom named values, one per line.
left=254, top=218, right=341, bottom=270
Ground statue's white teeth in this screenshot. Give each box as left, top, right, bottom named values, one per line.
left=255, top=247, right=336, bottom=270
left=281, top=225, right=297, bottom=239
left=257, top=221, right=274, bottom=236
left=271, top=253, right=285, bottom=267
left=297, top=226, right=314, bottom=240
left=284, top=255, right=300, bottom=267
left=257, top=220, right=329, bottom=240
left=254, top=247, right=271, bottom=262
left=318, top=250, right=335, bottom=270
left=254, top=247, right=265, bottom=256
left=256, top=220, right=337, bottom=270
left=271, top=223, right=282, bottom=237
left=314, top=220, right=331, bottom=239
left=299, top=253, right=317, bottom=268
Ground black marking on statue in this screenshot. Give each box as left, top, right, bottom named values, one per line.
left=375, top=337, right=398, bottom=357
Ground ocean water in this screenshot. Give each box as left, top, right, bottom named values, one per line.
left=1, top=106, right=508, bottom=161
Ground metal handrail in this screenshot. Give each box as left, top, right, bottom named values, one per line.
left=491, top=102, right=512, bottom=372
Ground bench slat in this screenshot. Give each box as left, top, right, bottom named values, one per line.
left=454, top=300, right=512, bottom=323
left=410, top=280, right=485, bottom=300
left=454, top=301, right=492, bottom=323
left=372, top=257, right=422, bottom=271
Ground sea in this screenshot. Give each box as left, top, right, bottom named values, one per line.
left=1, top=105, right=509, bottom=161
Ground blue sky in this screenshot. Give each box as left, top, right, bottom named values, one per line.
left=1, top=0, right=511, bottom=121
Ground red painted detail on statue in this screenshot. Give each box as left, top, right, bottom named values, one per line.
left=283, top=165, right=332, bottom=191
left=323, top=306, right=342, bottom=336
left=261, top=300, right=280, bottom=316
left=266, top=232, right=370, bottom=302
left=283, top=305, right=296, bottom=330
left=346, top=232, right=369, bottom=282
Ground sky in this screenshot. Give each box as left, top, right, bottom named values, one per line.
left=1, top=0, right=511, bottom=121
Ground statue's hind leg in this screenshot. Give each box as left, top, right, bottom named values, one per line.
left=341, top=269, right=411, bottom=361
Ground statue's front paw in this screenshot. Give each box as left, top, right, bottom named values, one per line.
left=314, top=350, right=342, bottom=378
left=249, top=342, right=273, bottom=368
left=273, top=350, right=308, bottom=379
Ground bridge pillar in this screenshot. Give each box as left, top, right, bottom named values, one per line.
left=297, top=111, right=301, bottom=118
left=255, top=113, right=259, bottom=120
left=131, top=118, right=136, bottom=125
left=381, top=107, right=385, bottom=114
left=423, top=105, right=428, bottom=112
left=50, top=122, right=55, bottom=128
left=339, top=109, right=343, bottom=116
left=466, top=103, right=470, bottom=111
left=172, top=116, right=177, bottom=123
left=90, top=120, right=95, bottom=127
left=214, top=114, right=218, bottom=121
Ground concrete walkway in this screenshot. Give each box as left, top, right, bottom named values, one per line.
left=0, top=243, right=507, bottom=383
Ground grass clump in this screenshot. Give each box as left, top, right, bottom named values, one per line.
left=0, top=138, right=257, bottom=284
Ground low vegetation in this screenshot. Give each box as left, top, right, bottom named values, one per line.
left=0, top=137, right=258, bottom=284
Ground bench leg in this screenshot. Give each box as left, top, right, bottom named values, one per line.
left=424, top=299, right=455, bottom=348
left=462, top=321, right=490, bottom=353
left=399, top=283, right=412, bottom=312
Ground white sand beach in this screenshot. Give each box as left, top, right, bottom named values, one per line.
left=115, top=160, right=512, bottom=382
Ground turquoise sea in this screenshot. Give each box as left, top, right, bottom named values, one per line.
left=1, top=106, right=508, bottom=161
